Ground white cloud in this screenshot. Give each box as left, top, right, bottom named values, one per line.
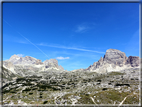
left=56, top=56, right=70, bottom=60
left=75, top=25, right=89, bottom=33
left=17, top=54, right=24, bottom=57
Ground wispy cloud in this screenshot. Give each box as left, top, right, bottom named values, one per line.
left=75, top=22, right=96, bottom=33
left=17, top=54, right=24, bottom=57
left=56, top=56, right=70, bottom=60
left=38, top=43, right=105, bottom=54
left=75, top=25, right=89, bottom=32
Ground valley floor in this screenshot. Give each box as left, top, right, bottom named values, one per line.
left=1, top=68, right=141, bottom=106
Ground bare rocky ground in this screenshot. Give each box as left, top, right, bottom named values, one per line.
left=1, top=68, right=140, bottom=106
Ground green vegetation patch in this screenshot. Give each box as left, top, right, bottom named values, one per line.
left=78, top=94, right=94, bottom=104
left=124, top=93, right=139, bottom=104
left=91, top=89, right=131, bottom=104
left=16, top=77, right=26, bottom=83
left=63, top=93, right=73, bottom=99
left=108, top=72, right=125, bottom=76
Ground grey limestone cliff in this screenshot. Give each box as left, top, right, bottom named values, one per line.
left=103, top=49, right=127, bottom=67
left=87, top=49, right=140, bottom=72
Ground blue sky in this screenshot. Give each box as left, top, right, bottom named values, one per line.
left=3, top=3, right=139, bottom=71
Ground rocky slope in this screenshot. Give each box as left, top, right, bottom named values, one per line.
left=1, top=68, right=140, bottom=105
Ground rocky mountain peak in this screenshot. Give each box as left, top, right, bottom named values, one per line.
left=8, top=55, right=43, bottom=65
left=24, top=56, right=34, bottom=61
left=103, top=49, right=127, bottom=66
left=87, top=49, right=139, bottom=72
left=98, top=57, right=103, bottom=62
left=43, top=59, right=64, bottom=70
left=9, top=54, right=21, bottom=64
left=105, top=49, right=121, bottom=53
left=48, top=59, right=58, bottom=64
left=9, top=54, right=20, bottom=61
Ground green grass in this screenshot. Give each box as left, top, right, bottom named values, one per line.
left=89, top=88, right=139, bottom=104
left=78, top=94, right=94, bottom=104
left=63, top=93, right=73, bottom=99
left=124, top=94, right=139, bottom=104
left=108, top=72, right=125, bottom=76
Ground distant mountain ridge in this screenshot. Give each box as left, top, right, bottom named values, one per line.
left=3, top=55, right=64, bottom=77
left=2, top=49, right=140, bottom=76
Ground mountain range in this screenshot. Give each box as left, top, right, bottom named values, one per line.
left=2, top=49, right=140, bottom=77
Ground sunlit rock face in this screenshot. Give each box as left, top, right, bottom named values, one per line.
left=43, top=59, right=64, bottom=71
left=8, top=55, right=43, bottom=65
left=103, top=49, right=128, bottom=67
left=43, top=59, right=58, bottom=68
